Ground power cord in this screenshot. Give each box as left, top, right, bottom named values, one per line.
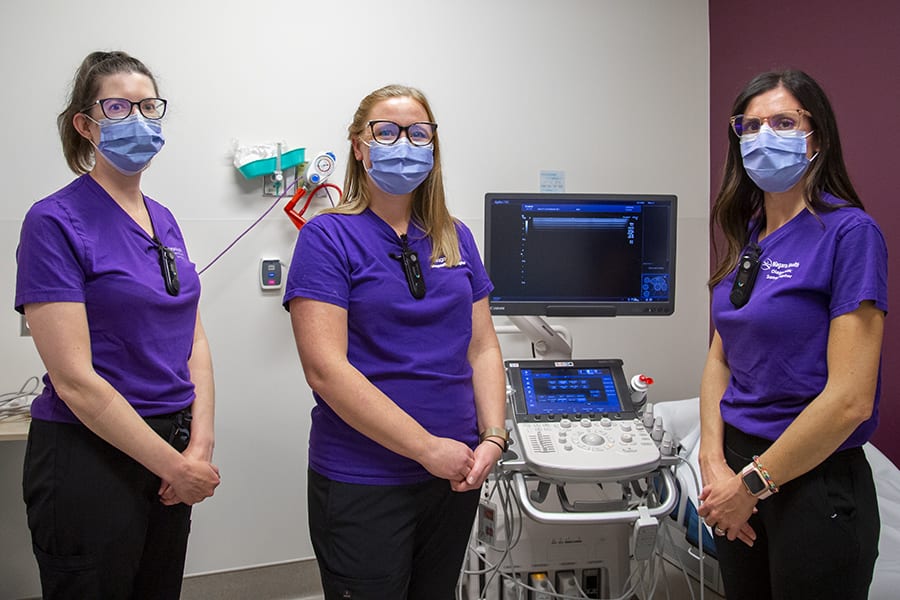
left=460, top=470, right=680, bottom=600
left=199, top=175, right=343, bottom=276
left=0, top=376, right=41, bottom=421
left=197, top=178, right=298, bottom=275
left=674, top=455, right=706, bottom=600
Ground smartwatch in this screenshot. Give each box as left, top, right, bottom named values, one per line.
left=479, top=427, right=510, bottom=452
left=741, top=463, right=774, bottom=499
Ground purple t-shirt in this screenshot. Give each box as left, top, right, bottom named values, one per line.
left=283, top=209, right=493, bottom=485
left=15, top=174, right=201, bottom=423
left=712, top=194, right=888, bottom=450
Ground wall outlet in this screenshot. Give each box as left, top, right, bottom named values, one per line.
left=20, top=314, right=31, bottom=337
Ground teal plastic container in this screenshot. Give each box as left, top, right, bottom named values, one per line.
left=238, top=147, right=306, bottom=179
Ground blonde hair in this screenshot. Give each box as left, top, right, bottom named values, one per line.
left=324, top=84, right=461, bottom=266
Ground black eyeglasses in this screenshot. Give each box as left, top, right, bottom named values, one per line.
left=368, top=120, right=437, bottom=146
left=83, top=97, right=167, bottom=121
left=389, top=234, right=426, bottom=299
left=152, top=237, right=180, bottom=296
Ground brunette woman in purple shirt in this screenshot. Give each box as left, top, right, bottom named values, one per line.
left=698, top=69, right=886, bottom=599
left=14, top=51, right=219, bottom=599
left=284, top=84, right=507, bottom=599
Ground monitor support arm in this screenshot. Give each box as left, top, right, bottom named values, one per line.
left=504, top=315, right=573, bottom=360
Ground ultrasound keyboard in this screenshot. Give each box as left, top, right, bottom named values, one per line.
left=505, top=359, right=661, bottom=481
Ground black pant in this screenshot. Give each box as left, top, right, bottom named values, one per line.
left=308, top=468, right=481, bottom=600
left=715, top=424, right=879, bottom=600
left=22, top=413, right=193, bottom=600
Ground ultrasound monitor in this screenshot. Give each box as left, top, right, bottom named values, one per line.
left=484, top=193, right=677, bottom=317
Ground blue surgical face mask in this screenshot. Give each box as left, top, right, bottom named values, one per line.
left=740, top=126, right=817, bottom=193
left=364, top=138, right=434, bottom=195
left=87, top=113, right=165, bottom=176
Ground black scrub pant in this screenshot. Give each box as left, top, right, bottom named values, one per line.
left=715, top=424, right=880, bottom=600
left=308, top=468, right=481, bottom=600
left=22, top=412, right=193, bottom=600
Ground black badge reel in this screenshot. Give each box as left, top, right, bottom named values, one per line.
left=389, top=234, right=426, bottom=300
left=152, top=237, right=181, bottom=297
left=729, top=243, right=761, bottom=309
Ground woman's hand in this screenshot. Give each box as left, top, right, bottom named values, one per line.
left=700, top=455, right=734, bottom=491
left=161, top=454, right=221, bottom=506
left=158, top=442, right=219, bottom=505
left=419, top=436, right=476, bottom=483
left=451, top=441, right=502, bottom=492
left=698, top=474, right=758, bottom=546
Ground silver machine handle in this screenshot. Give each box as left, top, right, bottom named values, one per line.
left=511, top=468, right=678, bottom=525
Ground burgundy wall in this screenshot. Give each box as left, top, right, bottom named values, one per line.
left=709, top=1, right=900, bottom=465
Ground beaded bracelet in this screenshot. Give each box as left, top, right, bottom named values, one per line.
left=752, top=455, right=780, bottom=494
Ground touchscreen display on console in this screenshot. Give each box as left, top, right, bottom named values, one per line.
left=519, top=367, right=622, bottom=415
left=506, top=359, right=635, bottom=418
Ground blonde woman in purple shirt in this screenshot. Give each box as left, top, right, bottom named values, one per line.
left=698, top=69, right=886, bottom=600
left=15, top=51, right=219, bottom=599
left=284, top=84, right=507, bottom=599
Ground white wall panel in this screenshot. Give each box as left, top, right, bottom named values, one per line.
left=0, top=1, right=709, bottom=595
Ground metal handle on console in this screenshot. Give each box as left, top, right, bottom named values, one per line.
left=511, top=468, right=677, bottom=525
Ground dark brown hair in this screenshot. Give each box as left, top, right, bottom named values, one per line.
left=709, top=69, right=861, bottom=288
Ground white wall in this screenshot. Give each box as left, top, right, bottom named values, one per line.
left=0, top=1, right=710, bottom=596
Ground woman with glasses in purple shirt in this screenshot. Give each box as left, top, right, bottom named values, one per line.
left=15, top=51, right=219, bottom=599
left=698, top=69, right=886, bottom=600
left=284, top=84, right=507, bottom=599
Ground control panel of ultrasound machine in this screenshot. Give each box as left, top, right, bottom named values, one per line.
left=505, top=358, right=660, bottom=482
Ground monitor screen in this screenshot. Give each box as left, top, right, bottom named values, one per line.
left=484, top=192, right=677, bottom=317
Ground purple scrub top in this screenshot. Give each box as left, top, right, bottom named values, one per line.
left=15, top=174, right=201, bottom=423
left=712, top=194, right=888, bottom=450
left=283, top=209, right=493, bottom=484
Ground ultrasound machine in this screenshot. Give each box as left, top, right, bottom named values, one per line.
left=465, top=193, right=683, bottom=600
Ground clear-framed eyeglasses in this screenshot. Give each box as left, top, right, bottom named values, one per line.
left=367, top=120, right=437, bottom=146
left=730, top=109, right=812, bottom=139
left=82, top=97, right=168, bottom=121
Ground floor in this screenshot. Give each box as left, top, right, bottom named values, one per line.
left=179, top=546, right=726, bottom=600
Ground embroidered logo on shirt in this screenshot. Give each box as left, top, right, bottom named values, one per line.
left=761, top=257, right=799, bottom=280
left=432, top=256, right=467, bottom=268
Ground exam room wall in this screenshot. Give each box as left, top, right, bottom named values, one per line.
left=0, top=1, right=710, bottom=596
left=709, top=0, right=900, bottom=466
